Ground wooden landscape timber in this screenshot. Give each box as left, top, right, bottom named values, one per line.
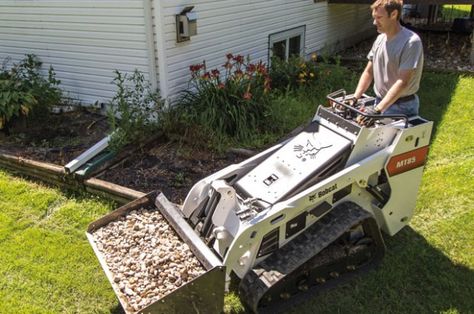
left=84, top=178, right=146, bottom=204
left=0, top=150, right=145, bottom=204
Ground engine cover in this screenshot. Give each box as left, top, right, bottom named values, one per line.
left=235, top=123, right=352, bottom=205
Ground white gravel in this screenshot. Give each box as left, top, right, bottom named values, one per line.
left=93, top=207, right=206, bottom=313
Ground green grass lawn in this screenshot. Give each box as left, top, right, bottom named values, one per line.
left=0, top=177, right=119, bottom=313
left=1, top=72, right=473, bottom=313
left=440, top=4, right=472, bottom=19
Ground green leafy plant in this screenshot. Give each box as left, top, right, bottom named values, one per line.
left=173, top=171, right=186, bottom=188
left=176, top=54, right=272, bottom=142
left=107, top=69, right=163, bottom=152
left=269, top=53, right=318, bottom=91
left=314, top=55, right=357, bottom=94
left=0, top=54, right=62, bottom=133
left=269, top=53, right=357, bottom=94
left=164, top=53, right=356, bottom=151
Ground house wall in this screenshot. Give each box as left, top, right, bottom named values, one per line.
left=0, top=0, right=374, bottom=105
left=158, top=0, right=375, bottom=97
left=0, top=0, right=154, bottom=105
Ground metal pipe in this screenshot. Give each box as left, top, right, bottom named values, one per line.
left=143, top=0, right=159, bottom=91
left=64, top=135, right=111, bottom=174
left=152, top=0, right=169, bottom=100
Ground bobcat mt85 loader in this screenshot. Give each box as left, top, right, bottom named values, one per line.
left=87, top=90, right=433, bottom=313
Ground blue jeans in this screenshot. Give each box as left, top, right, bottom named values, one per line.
left=375, top=94, right=419, bottom=117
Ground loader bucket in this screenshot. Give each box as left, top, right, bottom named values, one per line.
left=87, top=191, right=225, bottom=314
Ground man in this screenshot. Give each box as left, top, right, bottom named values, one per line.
left=353, top=0, right=424, bottom=122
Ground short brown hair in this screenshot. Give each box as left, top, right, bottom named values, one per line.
left=371, top=0, right=403, bottom=20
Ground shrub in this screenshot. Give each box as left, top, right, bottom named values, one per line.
left=313, top=55, right=358, bottom=94
left=176, top=54, right=272, bottom=141
left=269, top=53, right=318, bottom=91
left=264, top=53, right=358, bottom=144
left=0, top=54, right=62, bottom=133
left=269, top=53, right=357, bottom=95
left=107, top=69, right=163, bottom=152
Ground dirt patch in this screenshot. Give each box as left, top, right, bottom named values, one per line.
left=0, top=109, right=246, bottom=203
left=0, top=109, right=109, bottom=165
left=96, top=141, right=246, bottom=204
left=339, top=30, right=473, bottom=72
left=0, top=110, right=245, bottom=203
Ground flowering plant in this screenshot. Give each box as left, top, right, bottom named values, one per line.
left=269, top=53, right=318, bottom=91
left=178, top=54, right=272, bottom=140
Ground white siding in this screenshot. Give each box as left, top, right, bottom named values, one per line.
left=0, top=0, right=152, bottom=105
left=1, top=0, right=374, bottom=103
left=159, top=0, right=374, bottom=97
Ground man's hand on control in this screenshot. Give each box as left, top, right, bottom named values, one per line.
left=357, top=106, right=381, bottom=127
left=347, top=96, right=359, bottom=106
left=331, top=95, right=359, bottom=112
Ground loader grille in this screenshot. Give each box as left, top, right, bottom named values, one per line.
left=257, top=228, right=280, bottom=258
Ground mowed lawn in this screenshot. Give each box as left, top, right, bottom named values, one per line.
left=0, top=72, right=473, bottom=313
left=0, top=178, right=118, bottom=313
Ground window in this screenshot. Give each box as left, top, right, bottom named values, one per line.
left=269, top=26, right=305, bottom=62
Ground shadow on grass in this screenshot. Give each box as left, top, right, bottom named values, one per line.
left=418, top=71, right=460, bottom=138
left=110, top=303, right=125, bottom=314
left=288, top=226, right=474, bottom=314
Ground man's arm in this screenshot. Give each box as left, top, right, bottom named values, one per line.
left=374, top=68, right=415, bottom=112
left=353, top=61, right=374, bottom=100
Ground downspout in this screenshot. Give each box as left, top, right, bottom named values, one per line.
left=143, top=0, right=159, bottom=91
left=149, top=0, right=169, bottom=100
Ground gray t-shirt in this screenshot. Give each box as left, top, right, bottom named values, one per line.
left=368, top=26, right=423, bottom=99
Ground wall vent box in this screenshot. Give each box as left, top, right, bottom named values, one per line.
left=176, top=7, right=197, bottom=42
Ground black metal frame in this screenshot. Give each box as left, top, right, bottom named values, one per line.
left=327, top=89, right=409, bottom=128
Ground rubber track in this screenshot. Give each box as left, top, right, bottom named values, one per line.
left=239, top=202, right=374, bottom=313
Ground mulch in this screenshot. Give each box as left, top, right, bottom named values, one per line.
left=95, top=141, right=245, bottom=203
left=0, top=110, right=245, bottom=203
left=0, top=109, right=109, bottom=165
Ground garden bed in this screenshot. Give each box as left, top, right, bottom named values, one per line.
left=0, top=108, right=246, bottom=204
left=0, top=108, right=109, bottom=165
left=95, top=142, right=246, bottom=204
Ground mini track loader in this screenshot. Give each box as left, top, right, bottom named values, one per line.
left=87, top=90, right=433, bottom=313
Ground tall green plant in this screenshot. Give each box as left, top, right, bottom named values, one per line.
left=177, top=54, right=272, bottom=141
left=315, top=55, right=358, bottom=94
left=107, top=69, right=162, bottom=152
left=269, top=53, right=357, bottom=99
left=269, top=53, right=318, bottom=91
left=0, top=54, right=62, bottom=133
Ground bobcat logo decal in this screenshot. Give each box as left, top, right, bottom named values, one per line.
left=294, top=140, right=332, bottom=162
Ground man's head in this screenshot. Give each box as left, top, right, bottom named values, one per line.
left=371, top=0, right=403, bottom=34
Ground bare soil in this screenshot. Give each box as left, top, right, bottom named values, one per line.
left=0, top=109, right=245, bottom=203
left=0, top=109, right=109, bottom=165
left=96, top=141, right=245, bottom=203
